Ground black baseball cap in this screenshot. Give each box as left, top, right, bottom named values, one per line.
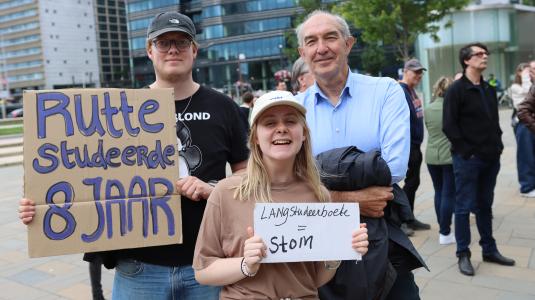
left=147, top=12, right=196, bottom=41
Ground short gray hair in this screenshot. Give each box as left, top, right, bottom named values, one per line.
left=291, top=57, right=309, bottom=93
left=295, top=10, right=351, bottom=48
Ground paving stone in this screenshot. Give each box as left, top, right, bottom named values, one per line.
left=35, top=260, right=79, bottom=275
left=58, top=283, right=93, bottom=300
left=10, top=268, right=52, bottom=286
left=0, top=278, right=58, bottom=300
left=419, top=279, right=500, bottom=300
left=477, top=263, right=535, bottom=283
left=413, top=256, right=457, bottom=279
left=471, top=274, right=535, bottom=295
left=495, top=291, right=535, bottom=300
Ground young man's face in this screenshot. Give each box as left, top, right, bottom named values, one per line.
left=298, top=14, right=354, bottom=82
left=464, top=46, right=489, bottom=72
left=147, top=32, right=197, bottom=81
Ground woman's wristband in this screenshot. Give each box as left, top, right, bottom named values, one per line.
left=240, top=257, right=257, bottom=277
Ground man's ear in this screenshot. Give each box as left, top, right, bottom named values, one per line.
left=192, top=43, right=198, bottom=59
left=346, top=36, right=356, bottom=52
left=298, top=46, right=305, bottom=58
left=147, top=44, right=153, bottom=60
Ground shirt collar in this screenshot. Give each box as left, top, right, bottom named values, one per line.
left=312, top=67, right=352, bottom=106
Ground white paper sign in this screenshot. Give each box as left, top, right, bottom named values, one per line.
left=254, top=202, right=360, bottom=263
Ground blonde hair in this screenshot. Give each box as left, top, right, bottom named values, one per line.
left=431, top=76, right=453, bottom=102
left=514, top=62, right=529, bottom=85
left=234, top=111, right=329, bottom=203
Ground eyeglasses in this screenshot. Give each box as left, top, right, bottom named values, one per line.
left=470, top=51, right=490, bottom=58
left=152, top=39, right=192, bottom=52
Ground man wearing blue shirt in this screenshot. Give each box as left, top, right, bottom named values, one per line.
left=296, top=10, right=423, bottom=300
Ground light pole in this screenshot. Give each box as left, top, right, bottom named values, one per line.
left=237, top=53, right=245, bottom=100
left=278, top=44, right=283, bottom=69
left=0, top=33, right=10, bottom=118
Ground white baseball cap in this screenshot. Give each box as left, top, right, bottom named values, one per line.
left=249, top=90, right=306, bottom=126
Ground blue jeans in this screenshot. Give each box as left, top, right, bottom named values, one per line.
left=112, top=260, right=220, bottom=300
left=427, top=164, right=455, bottom=236
left=452, top=154, right=499, bottom=256
left=514, top=123, right=535, bottom=193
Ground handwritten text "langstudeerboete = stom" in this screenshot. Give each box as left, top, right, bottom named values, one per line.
left=260, top=204, right=350, bottom=226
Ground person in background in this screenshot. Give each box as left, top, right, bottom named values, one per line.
left=488, top=73, right=502, bottom=92
left=424, top=76, right=456, bottom=245
left=239, top=91, right=255, bottom=135
left=276, top=80, right=288, bottom=91
left=399, top=58, right=431, bottom=233
left=443, top=42, right=515, bottom=276
left=291, top=57, right=315, bottom=94
left=510, top=63, right=535, bottom=197
left=518, top=86, right=535, bottom=135
left=193, top=90, right=369, bottom=299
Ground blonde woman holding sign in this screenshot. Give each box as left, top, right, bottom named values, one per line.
left=193, top=90, right=368, bottom=299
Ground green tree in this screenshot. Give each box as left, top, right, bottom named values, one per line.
left=360, top=44, right=387, bottom=75
left=335, top=0, right=469, bottom=61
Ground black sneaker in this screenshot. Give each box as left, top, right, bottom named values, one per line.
left=408, top=219, right=431, bottom=231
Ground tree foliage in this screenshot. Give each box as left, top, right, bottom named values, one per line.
left=361, top=44, right=387, bottom=76
left=335, top=0, right=469, bottom=61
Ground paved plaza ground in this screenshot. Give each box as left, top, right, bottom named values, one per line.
left=0, top=108, right=534, bottom=299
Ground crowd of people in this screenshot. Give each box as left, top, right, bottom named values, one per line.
left=16, top=8, right=535, bottom=300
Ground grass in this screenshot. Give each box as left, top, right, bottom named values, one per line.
left=0, top=125, right=23, bottom=136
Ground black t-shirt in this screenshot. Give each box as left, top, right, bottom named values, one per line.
left=118, top=85, right=249, bottom=266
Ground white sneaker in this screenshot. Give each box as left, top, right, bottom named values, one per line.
left=439, top=232, right=456, bottom=245
left=521, top=189, right=535, bottom=198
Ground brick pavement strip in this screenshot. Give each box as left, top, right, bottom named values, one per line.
left=0, top=109, right=533, bottom=299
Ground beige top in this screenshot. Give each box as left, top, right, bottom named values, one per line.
left=193, top=175, right=330, bottom=300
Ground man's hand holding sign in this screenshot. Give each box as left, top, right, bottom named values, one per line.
left=21, top=88, right=181, bottom=257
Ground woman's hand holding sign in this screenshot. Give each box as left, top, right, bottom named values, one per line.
left=243, top=227, right=266, bottom=276
left=352, top=223, right=369, bottom=256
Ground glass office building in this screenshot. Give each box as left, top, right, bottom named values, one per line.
left=416, top=1, right=535, bottom=101
left=195, top=0, right=297, bottom=92
left=126, top=0, right=298, bottom=91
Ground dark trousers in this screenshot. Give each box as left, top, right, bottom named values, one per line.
left=427, top=164, right=455, bottom=235
left=384, top=270, right=420, bottom=300
left=452, top=154, right=499, bottom=256
left=514, top=123, right=535, bottom=193
left=89, top=257, right=105, bottom=300
left=403, top=144, right=422, bottom=212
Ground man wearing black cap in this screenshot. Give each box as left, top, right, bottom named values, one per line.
left=399, top=58, right=431, bottom=233
left=109, top=12, right=249, bottom=298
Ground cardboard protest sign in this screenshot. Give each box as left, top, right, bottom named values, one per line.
left=254, top=203, right=360, bottom=263
left=23, top=88, right=182, bottom=257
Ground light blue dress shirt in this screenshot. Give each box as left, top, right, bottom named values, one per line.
left=297, top=71, right=410, bottom=184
